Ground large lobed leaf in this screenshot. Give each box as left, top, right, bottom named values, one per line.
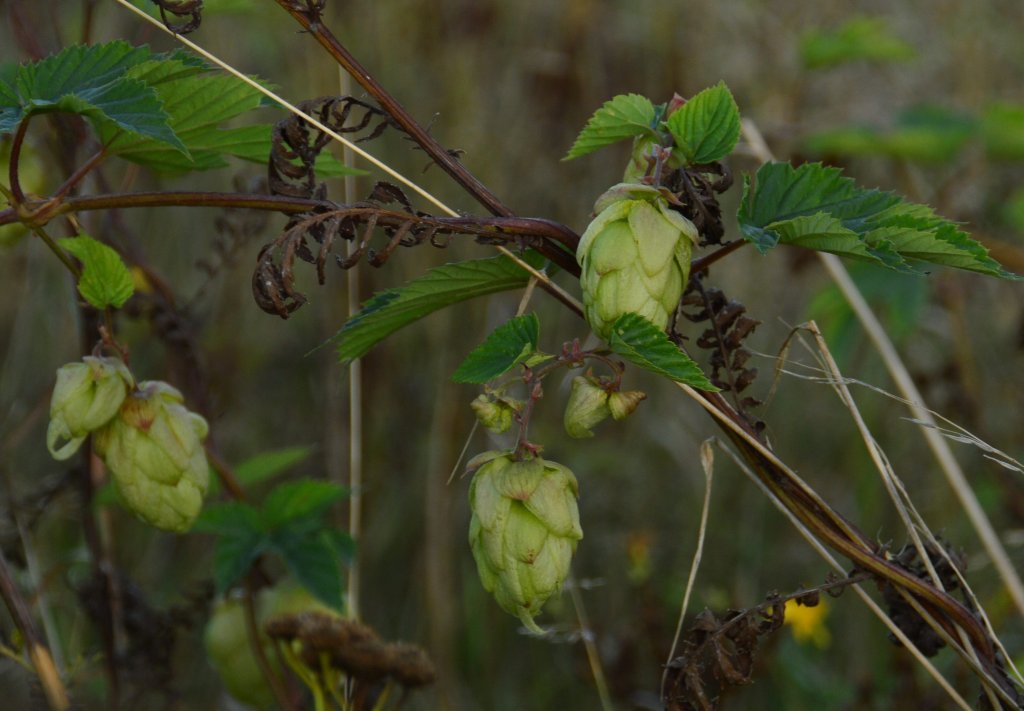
left=335, top=252, right=547, bottom=364
left=738, top=161, right=1018, bottom=279
left=564, top=94, right=657, bottom=160
left=0, top=41, right=184, bottom=151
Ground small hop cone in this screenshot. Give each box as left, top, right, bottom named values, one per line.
left=563, top=376, right=611, bottom=438
left=94, top=381, right=210, bottom=532
left=577, top=184, right=699, bottom=339
left=47, top=356, right=134, bottom=460
left=470, top=393, right=521, bottom=434
left=467, top=451, right=583, bottom=633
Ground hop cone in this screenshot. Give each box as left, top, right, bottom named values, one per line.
left=577, top=184, right=699, bottom=338
left=47, top=356, right=134, bottom=460
left=467, top=451, right=583, bottom=633
left=94, top=381, right=210, bottom=532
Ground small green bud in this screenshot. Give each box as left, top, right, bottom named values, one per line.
left=577, top=184, right=699, bottom=339
left=608, top=390, right=647, bottom=420
left=47, top=356, right=134, bottom=460
left=467, top=451, right=583, bottom=633
left=470, top=393, right=521, bottom=434
left=563, top=376, right=611, bottom=438
left=94, top=381, right=209, bottom=532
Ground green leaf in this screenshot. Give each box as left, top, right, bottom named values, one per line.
left=193, top=502, right=262, bottom=535
left=0, top=42, right=184, bottom=151
left=57, top=234, right=135, bottom=308
left=335, top=252, right=546, bottom=364
left=211, top=529, right=268, bottom=593
left=235, top=445, right=315, bottom=487
left=564, top=94, right=657, bottom=160
left=261, top=479, right=348, bottom=530
left=738, top=162, right=1019, bottom=278
left=452, top=314, right=540, bottom=384
left=607, top=314, right=718, bottom=390
left=271, top=529, right=344, bottom=610
left=800, top=17, right=915, bottom=70
left=665, top=82, right=741, bottom=165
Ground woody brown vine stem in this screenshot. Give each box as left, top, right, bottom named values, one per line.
left=272, top=0, right=515, bottom=220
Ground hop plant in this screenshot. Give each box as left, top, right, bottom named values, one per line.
left=93, top=381, right=210, bottom=532
left=467, top=450, right=583, bottom=633
left=577, top=183, right=699, bottom=338
left=47, top=356, right=134, bottom=460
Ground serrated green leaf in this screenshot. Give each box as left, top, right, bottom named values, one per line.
left=212, top=529, right=268, bottom=593
left=261, top=479, right=348, bottom=530
left=193, top=502, right=262, bottom=535
left=102, top=66, right=262, bottom=172
left=335, top=252, right=547, bottom=364
left=607, top=314, right=717, bottom=390
left=452, top=314, right=539, bottom=384
left=564, top=94, right=657, bottom=160
left=271, top=530, right=344, bottom=610
left=0, top=42, right=184, bottom=151
left=58, top=234, right=135, bottom=309
left=665, top=82, right=741, bottom=165
left=800, top=17, right=915, bottom=70
left=738, top=162, right=1019, bottom=278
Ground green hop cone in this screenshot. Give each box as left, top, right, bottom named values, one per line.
left=470, top=392, right=522, bottom=434
left=608, top=389, right=646, bottom=420
left=577, top=184, right=699, bottom=339
left=94, top=381, right=210, bottom=532
left=47, top=356, right=134, bottom=460
left=563, top=375, right=611, bottom=438
left=467, top=451, right=583, bottom=633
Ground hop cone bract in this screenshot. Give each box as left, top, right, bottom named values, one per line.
left=467, top=451, right=583, bottom=633
left=577, top=184, right=699, bottom=338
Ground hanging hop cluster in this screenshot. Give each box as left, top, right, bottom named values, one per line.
left=47, top=358, right=210, bottom=533
left=577, top=184, right=699, bottom=339
left=467, top=450, right=583, bottom=633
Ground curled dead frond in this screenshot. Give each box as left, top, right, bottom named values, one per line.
left=150, top=0, right=203, bottom=34
left=664, top=575, right=864, bottom=710
left=253, top=183, right=571, bottom=318
left=269, top=96, right=399, bottom=202
left=664, top=163, right=732, bottom=245
left=680, top=279, right=763, bottom=431
left=264, top=612, right=436, bottom=697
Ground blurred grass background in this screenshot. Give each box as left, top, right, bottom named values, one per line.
left=1, top=0, right=1024, bottom=708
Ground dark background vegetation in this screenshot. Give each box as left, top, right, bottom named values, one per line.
left=1, top=0, right=1023, bottom=708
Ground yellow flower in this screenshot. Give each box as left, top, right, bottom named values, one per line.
left=784, top=597, right=831, bottom=648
